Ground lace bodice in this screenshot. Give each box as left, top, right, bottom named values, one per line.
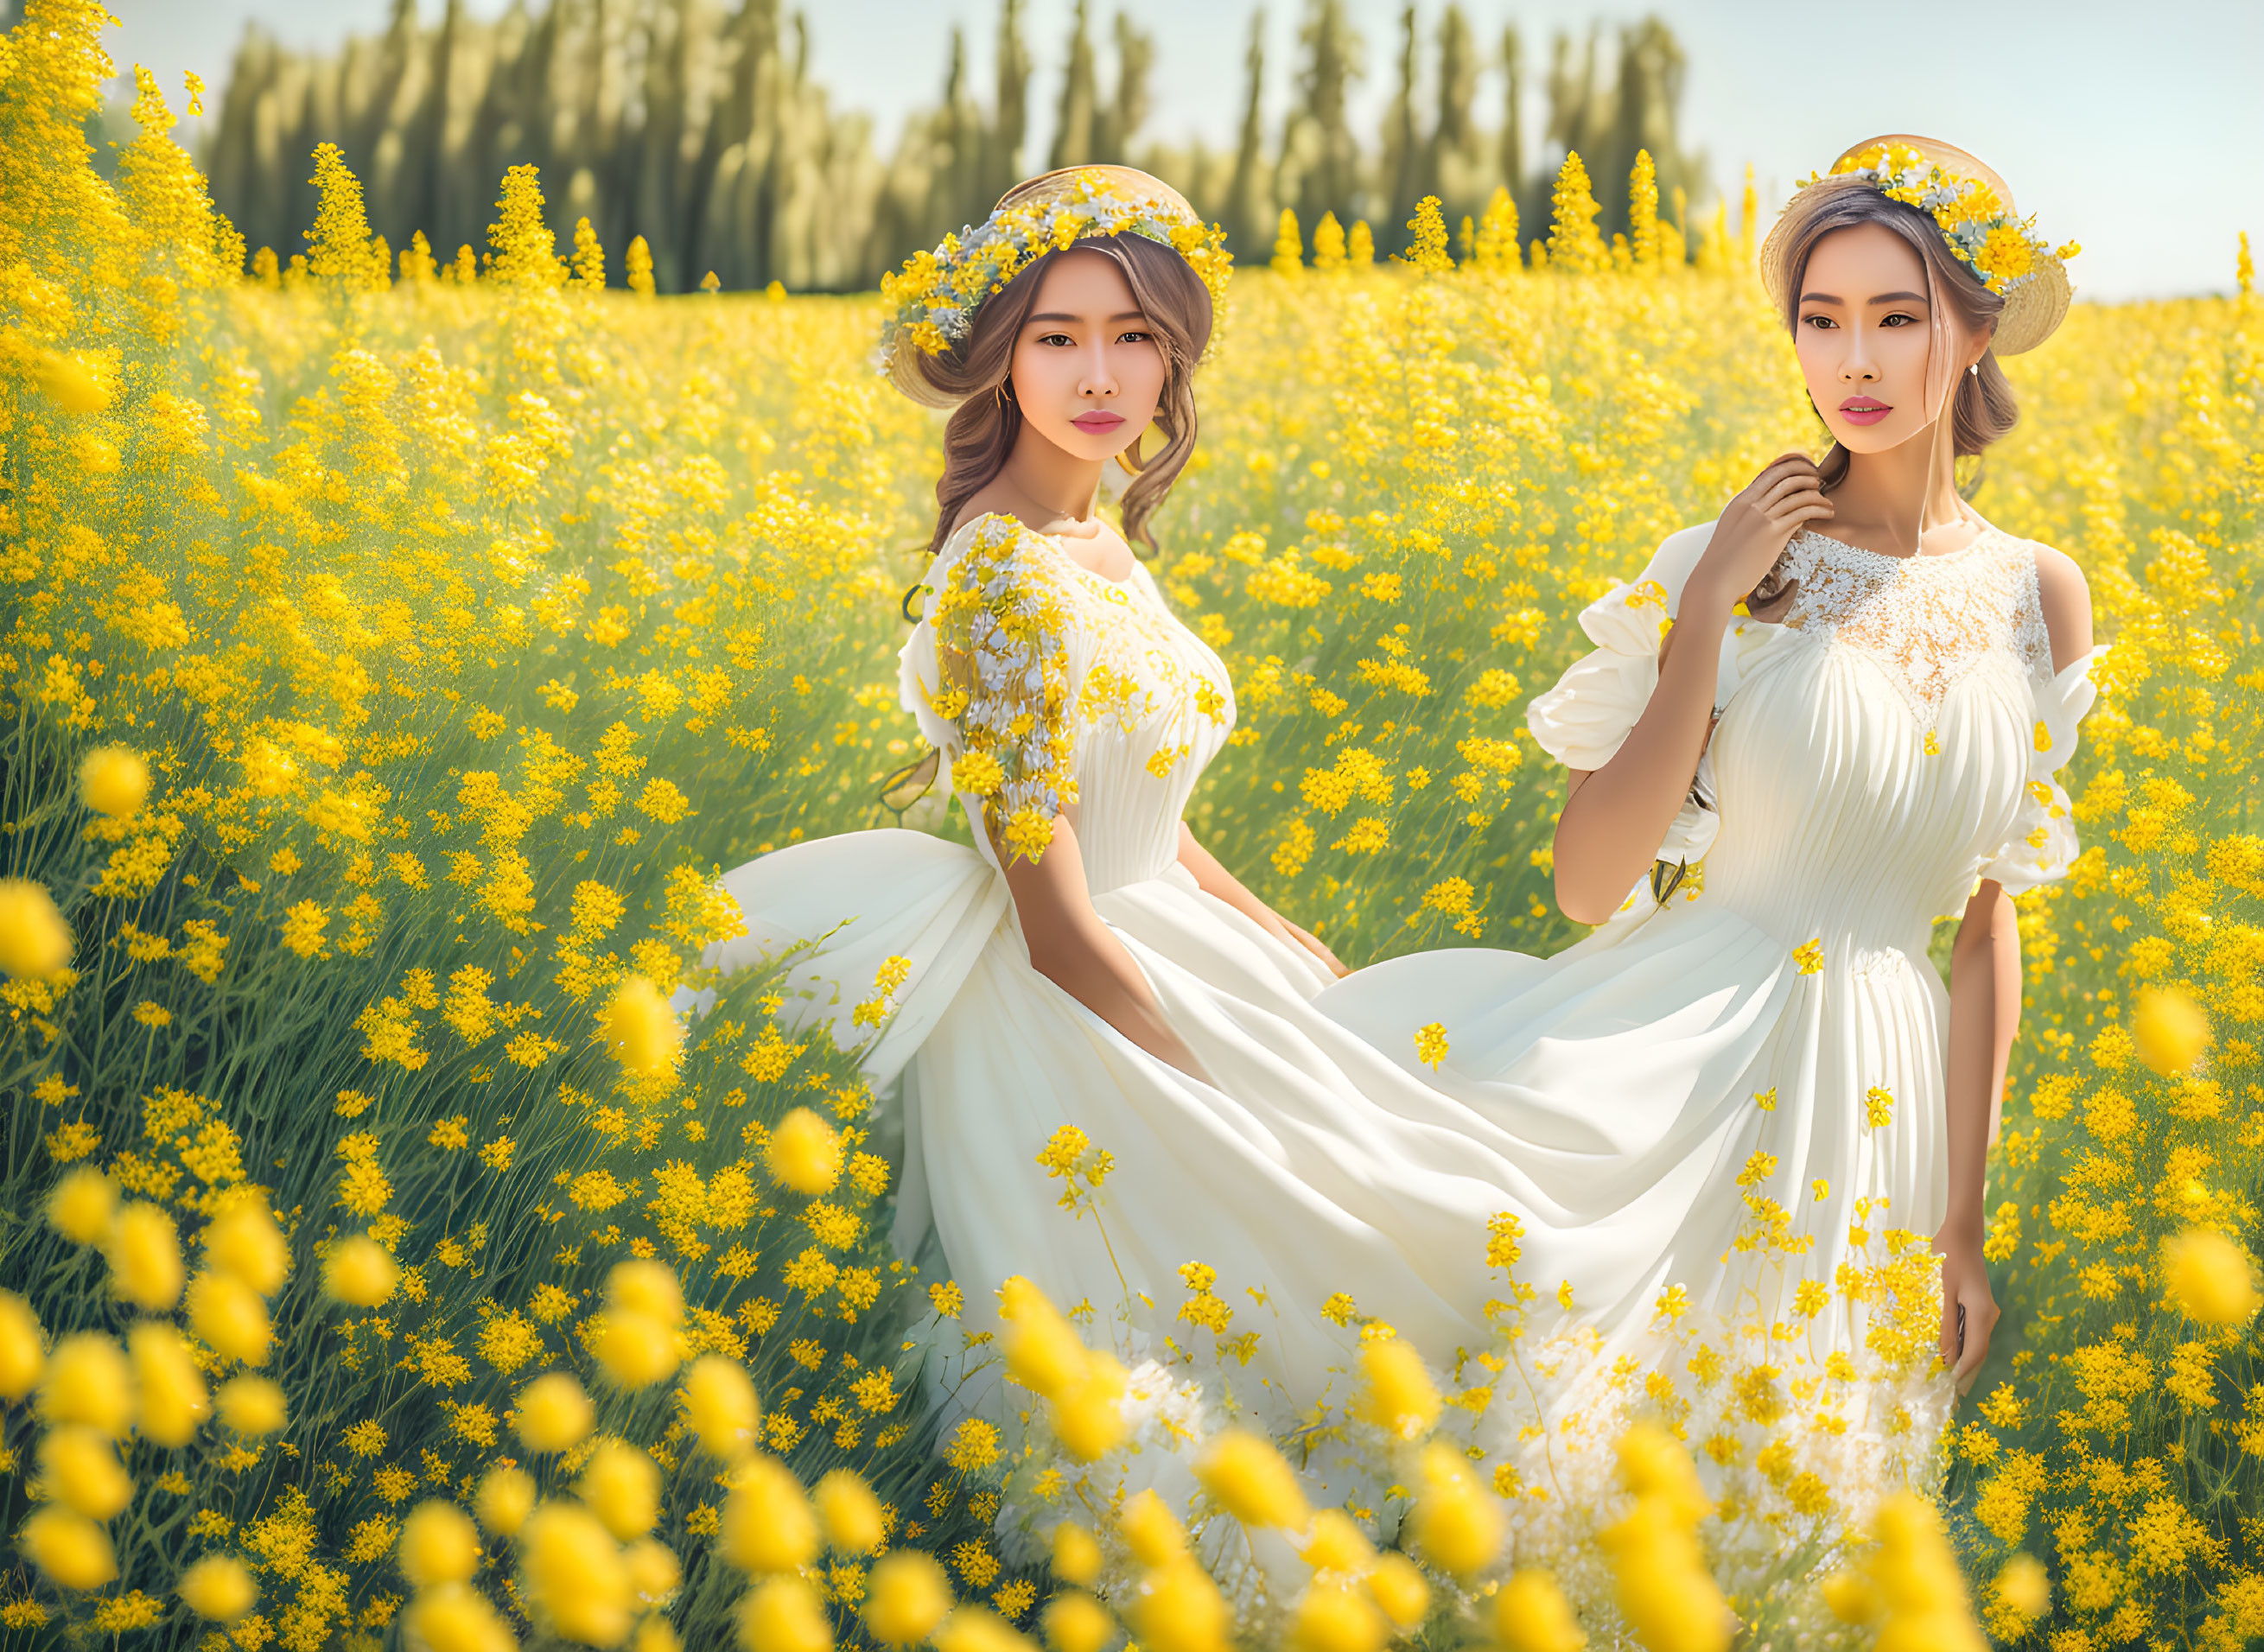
left=1776, top=526, right=2054, bottom=728
left=898, top=513, right=1234, bottom=893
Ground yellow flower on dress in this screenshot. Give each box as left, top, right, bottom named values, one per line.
left=1414, top=1021, right=1450, bottom=1070
left=1792, top=938, right=1824, bottom=975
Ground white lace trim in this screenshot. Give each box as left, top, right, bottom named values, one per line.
left=1778, top=524, right=2051, bottom=728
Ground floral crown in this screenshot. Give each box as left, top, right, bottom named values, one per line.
left=877, top=166, right=1231, bottom=374
left=1819, top=140, right=2078, bottom=298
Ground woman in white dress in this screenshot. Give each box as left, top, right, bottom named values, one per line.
left=714, top=167, right=1534, bottom=1392
left=709, top=143, right=2094, bottom=1528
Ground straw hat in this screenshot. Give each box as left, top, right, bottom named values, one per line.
left=1760, top=135, right=2071, bottom=356
left=994, top=165, right=1200, bottom=224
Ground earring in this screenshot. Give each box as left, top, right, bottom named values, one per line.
left=1968, top=364, right=1979, bottom=377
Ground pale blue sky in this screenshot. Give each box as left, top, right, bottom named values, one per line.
left=105, top=0, right=2261, bottom=301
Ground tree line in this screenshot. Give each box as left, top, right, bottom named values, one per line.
left=200, top=0, right=1711, bottom=293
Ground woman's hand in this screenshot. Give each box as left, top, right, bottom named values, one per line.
left=1688, top=453, right=1834, bottom=613
left=1279, top=918, right=1349, bottom=978
left=1934, top=1224, right=2000, bottom=1395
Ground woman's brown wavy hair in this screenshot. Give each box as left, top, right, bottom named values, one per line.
left=890, top=233, right=1213, bottom=559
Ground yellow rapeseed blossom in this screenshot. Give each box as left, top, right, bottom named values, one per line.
left=1356, top=1337, right=1440, bottom=1437
left=1119, top=1490, right=1186, bottom=1567
left=602, top=973, right=684, bottom=1076
left=681, top=1355, right=760, bottom=1461
left=403, top=1583, right=516, bottom=1652
left=203, top=1202, right=289, bottom=1294
left=2163, top=1228, right=2261, bottom=1324
left=213, top=1375, right=286, bottom=1436
left=595, top=1308, right=680, bottom=1388
left=517, top=1372, right=595, bottom=1451
left=398, top=1499, right=482, bottom=1586
left=175, top=1555, right=258, bottom=1622
left=765, top=1107, right=843, bottom=1195
left=40, top=1333, right=134, bottom=1436
left=1299, top=1509, right=1375, bottom=1575
left=1040, top=1591, right=1113, bottom=1652
left=105, top=1201, right=184, bottom=1311
left=722, top=1455, right=818, bottom=1573
left=323, top=1234, right=398, bottom=1306
left=521, top=1500, right=635, bottom=1646
left=580, top=1439, right=663, bottom=1539
left=41, top=1426, right=135, bottom=1519
left=128, top=1321, right=208, bottom=1446
left=1495, top=1568, right=1585, bottom=1652
left=1052, top=1523, right=1102, bottom=1588
left=475, top=1465, right=537, bottom=1535
left=814, top=1468, right=886, bottom=1555
left=1193, top=1428, right=1310, bottom=1529
left=47, top=1167, right=116, bottom=1246
left=186, top=1269, right=271, bottom=1364
left=78, top=746, right=151, bottom=818
left=624, top=1535, right=682, bottom=1598
left=35, top=349, right=111, bottom=414
left=1287, top=1579, right=1387, bottom=1652
left=864, top=1550, right=951, bottom=1646
left=0, top=879, right=73, bottom=979
left=1994, top=1553, right=2050, bottom=1622
left=2131, top=984, right=2211, bottom=1074
left=18, top=1507, right=118, bottom=1592
left=1127, top=1555, right=1231, bottom=1652
left=0, top=1291, right=43, bottom=1401
left=738, top=1574, right=834, bottom=1652
left=1409, top=1439, right=1503, bottom=1581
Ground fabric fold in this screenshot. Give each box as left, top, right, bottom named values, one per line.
left=1979, top=645, right=2104, bottom=893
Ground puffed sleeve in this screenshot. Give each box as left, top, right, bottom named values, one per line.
left=895, top=514, right=1082, bottom=864
left=1979, top=647, right=2104, bottom=894
left=1525, top=522, right=1724, bottom=867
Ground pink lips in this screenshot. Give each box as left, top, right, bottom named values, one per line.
left=1072, top=411, right=1126, bottom=434
left=1838, top=397, right=1893, bottom=427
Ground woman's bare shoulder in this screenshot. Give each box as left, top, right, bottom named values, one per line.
left=2028, top=540, right=2094, bottom=672
left=948, top=480, right=1035, bottom=540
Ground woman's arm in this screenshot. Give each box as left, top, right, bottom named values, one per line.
left=1176, top=823, right=1347, bottom=976
left=1553, top=456, right=1833, bottom=924
left=1936, top=880, right=2018, bottom=1388
left=1938, top=544, right=2095, bottom=1387
left=1002, top=813, right=1211, bottom=1081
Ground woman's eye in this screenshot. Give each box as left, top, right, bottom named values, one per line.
left=1036, top=333, right=1073, bottom=346
left=1802, top=315, right=1836, bottom=330
left=1116, top=330, right=1152, bottom=345
left=1881, top=313, right=1916, bottom=327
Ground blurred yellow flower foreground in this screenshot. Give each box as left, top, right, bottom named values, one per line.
left=3, top=1, right=2262, bottom=1646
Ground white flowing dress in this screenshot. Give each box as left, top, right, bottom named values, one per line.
left=707, top=509, right=2097, bottom=1443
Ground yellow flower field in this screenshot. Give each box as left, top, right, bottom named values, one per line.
left=1, top=2, right=2260, bottom=1647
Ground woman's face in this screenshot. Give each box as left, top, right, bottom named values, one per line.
left=1794, top=221, right=1981, bottom=454
left=1008, top=249, right=1167, bottom=465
